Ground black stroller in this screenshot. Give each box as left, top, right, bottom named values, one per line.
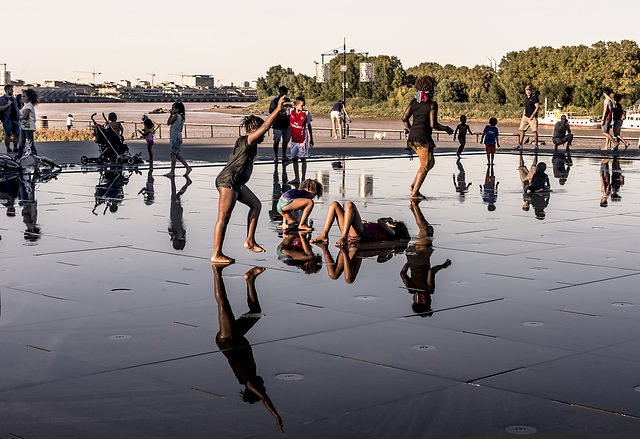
left=81, top=113, right=143, bottom=166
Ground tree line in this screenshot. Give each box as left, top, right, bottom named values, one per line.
left=256, top=40, right=640, bottom=118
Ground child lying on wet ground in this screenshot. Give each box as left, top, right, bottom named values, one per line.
left=310, top=201, right=410, bottom=247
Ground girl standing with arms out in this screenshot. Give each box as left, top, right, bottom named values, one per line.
left=165, top=102, right=191, bottom=177
left=211, top=96, right=286, bottom=265
left=18, top=89, right=39, bottom=160
left=402, top=76, right=453, bottom=199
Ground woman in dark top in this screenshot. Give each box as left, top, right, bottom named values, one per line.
left=402, top=76, right=453, bottom=199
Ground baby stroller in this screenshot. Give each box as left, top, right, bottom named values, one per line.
left=81, top=113, right=142, bottom=166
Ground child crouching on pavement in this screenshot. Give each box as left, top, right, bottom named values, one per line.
left=277, top=178, right=323, bottom=231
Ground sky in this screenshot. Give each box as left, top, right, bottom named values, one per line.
left=3, top=0, right=640, bottom=86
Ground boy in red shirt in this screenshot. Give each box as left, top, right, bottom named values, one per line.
left=286, top=97, right=314, bottom=184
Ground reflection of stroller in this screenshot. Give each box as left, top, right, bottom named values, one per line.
left=92, top=168, right=131, bottom=214
left=81, top=113, right=142, bottom=166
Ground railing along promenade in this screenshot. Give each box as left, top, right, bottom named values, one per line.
left=36, top=117, right=640, bottom=144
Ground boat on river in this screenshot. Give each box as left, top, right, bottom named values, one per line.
left=538, top=109, right=601, bottom=128
left=621, top=104, right=640, bottom=130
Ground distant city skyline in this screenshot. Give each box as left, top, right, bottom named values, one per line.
left=4, top=0, right=640, bottom=86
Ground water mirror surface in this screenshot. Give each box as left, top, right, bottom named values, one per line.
left=1, top=151, right=640, bottom=437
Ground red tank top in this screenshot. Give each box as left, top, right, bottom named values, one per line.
left=290, top=110, right=308, bottom=143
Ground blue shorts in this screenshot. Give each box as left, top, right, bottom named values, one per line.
left=276, top=197, right=293, bottom=213
left=273, top=127, right=291, bottom=144
left=2, top=120, right=20, bottom=135
left=602, top=121, right=612, bottom=133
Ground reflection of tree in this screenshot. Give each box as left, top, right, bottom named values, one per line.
left=212, top=265, right=284, bottom=433
left=401, top=201, right=451, bottom=316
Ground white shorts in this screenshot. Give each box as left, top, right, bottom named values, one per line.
left=330, top=111, right=341, bottom=120
left=291, top=140, right=309, bottom=158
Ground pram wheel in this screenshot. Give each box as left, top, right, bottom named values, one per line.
left=81, top=156, right=89, bottom=165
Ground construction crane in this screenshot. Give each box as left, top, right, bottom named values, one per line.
left=74, top=69, right=102, bottom=84
left=145, top=72, right=156, bottom=86
left=168, top=72, right=190, bottom=86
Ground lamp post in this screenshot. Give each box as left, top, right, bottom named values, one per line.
left=319, top=39, right=369, bottom=138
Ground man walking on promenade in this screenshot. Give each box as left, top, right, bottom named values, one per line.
left=269, top=86, right=291, bottom=163
left=0, top=85, right=21, bottom=153
left=515, top=85, right=539, bottom=150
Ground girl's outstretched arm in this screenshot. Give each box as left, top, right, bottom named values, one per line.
left=248, top=96, right=286, bottom=144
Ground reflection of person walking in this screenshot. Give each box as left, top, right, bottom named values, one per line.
left=212, top=264, right=284, bottom=433
left=402, top=75, right=453, bottom=200
left=401, top=200, right=451, bottom=316
left=165, top=102, right=191, bottom=177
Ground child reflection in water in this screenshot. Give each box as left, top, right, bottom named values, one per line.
left=453, top=158, right=471, bottom=201
left=168, top=176, right=192, bottom=250
left=277, top=231, right=322, bottom=274
left=313, top=233, right=408, bottom=284
left=401, top=201, right=451, bottom=316
left=212, top=265, right=284, bottom=433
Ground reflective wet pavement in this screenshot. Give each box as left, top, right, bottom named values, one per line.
left=1, top=150, right=640, bottom=438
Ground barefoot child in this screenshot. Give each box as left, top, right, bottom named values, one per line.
left=211, top=96, right=287, bottom=264
left=277, top=178, right=322, bottom=230
left=480, top=117, right=500, bottom=165
left=138, top=115, right=156, bottom=162
left=286, top=96, right=313, bottom=184
left=453, top=115, right=473, bottom=157
left=165, top=102, right=192, bottom=177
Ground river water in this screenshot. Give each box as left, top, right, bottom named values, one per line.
left=35, top=102, right=627, bottom=148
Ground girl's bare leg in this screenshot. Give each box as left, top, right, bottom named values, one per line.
left=410, top=169, right=427, bottom=199
left=165, top=154, right=177, bottom=177
left=237, top=186, right=265, bottom=253
left=291, top=158, right=300, bottom=183
left=301, top=158, right=307, bottom=182
left=282, top=198, right=314, bottom=230
left=176, top=153, right=192, bottom=176
left=212, top=187, right=238, bottom=264
left=311, top=201, right=344, bottom=243
left=336, top=201, right=364, bottom=247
